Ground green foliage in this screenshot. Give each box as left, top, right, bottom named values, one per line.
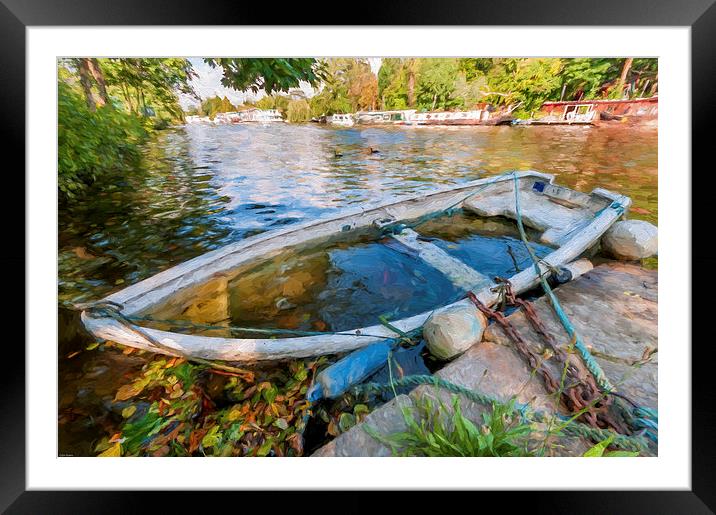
left=100, top=58, right=197, bottom=120
left=58, top=81, right=147, bottom=201
left=199, top=95, right=238, bottom=119
left=98, top=351, right=329, bottom=457
left=377, top=58, right=411, bottom=110
left=60, top=57, right=331, bottom=202
left=452, top=73, right=487, bottom=109
left=308, top=58, right=377, bottom=116
left=560, top=58, right=617, bottom=100
left=205, top=58, right=326, bottom=95
left=415, top=59, right=462, bottom=111
left=58, top=58, right=196, bottom=202
left=582, top=434, right=640, bottom=457
left=286, top=99, right=312, bottom=123
left=256, top=95, right=276, bottom=110
left=484, top=58, right=564, bottom=115
left=367, top=393, right=535, bottom=457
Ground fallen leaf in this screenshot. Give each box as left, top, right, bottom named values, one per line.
left=189, top=429, right=207, bottom=453
left=108, top=433, right=123, bottom=443
left=98, top=442, right=121, bottom=457
left=115, top=383, right=143, bottom=401
left=73, top=247, right=96, bottom=260
left=630, top=207, right=651, bottom=215
left=286, top=433, right=304, bottom=455
left=227, top=406, right=243, bottom=422
left=121, top=405, right=137, bottom=419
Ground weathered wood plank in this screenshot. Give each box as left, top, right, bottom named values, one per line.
left=389, top=228, right=492, bottom=291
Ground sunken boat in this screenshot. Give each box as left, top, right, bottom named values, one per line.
left=81, top=170, right=631, bottom=362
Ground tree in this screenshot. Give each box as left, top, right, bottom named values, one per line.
left=415, top=58, right=461, bottom=111
left=256, top=96, right=276, bottom=110
left=286, top=99, right=311, bottom=122
left=458, top=58, right=495, bottom=80
left=204, top=58, right=326, bottom=94
left=100, top=58, right=197, bottom=120
left=560, top=58, right=616, bottom=100
left=74, top=58, right=103, bottom=111
left=199, top=95, right=240, bottom=119
left=616, top=58, right=634, bottom=98
left=220, top=96, right=236, bottom=113
left=307, top=59, right=371, bottom=116
left=452, top=72, right=487, bottom=109
left=479, top=58, right=564, bottom=114
left=406, top=58, right=419, bottom=107
left=377, top=58, right=410, bottom=110
left=87, top=58, right=110, bottom=105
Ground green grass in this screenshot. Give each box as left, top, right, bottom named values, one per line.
left=366, top=392, right=535, bottom=457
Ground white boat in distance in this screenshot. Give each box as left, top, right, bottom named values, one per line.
left=329, top=114, right=355, bottom=127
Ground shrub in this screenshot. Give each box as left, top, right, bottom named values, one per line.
left=58, top=81, right=147, bottom=201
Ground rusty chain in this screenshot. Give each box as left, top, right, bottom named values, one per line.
left=467, top=280, right=628, bottom=433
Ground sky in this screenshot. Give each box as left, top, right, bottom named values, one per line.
left=180, top=57, right=382, bottom=109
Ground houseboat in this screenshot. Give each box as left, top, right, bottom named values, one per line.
left=329, top=113, right=355, bottom=127
left=536, top=96, right=658, bottom=125
left=212, top=112, right=242, bottom=124
left=406, top=109, right=513, bottom=126
left=238, top=108, right=285, bottom=123
left=355, top=110, right=417, bottom=125
left=185, top=115, right=212, bottom=125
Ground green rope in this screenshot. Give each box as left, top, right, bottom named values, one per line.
left=385, top=172, right=525, bottom=233
left=357, top=375, right=496, bottom=405
left=511, top=174, right=615, bottom=392
left=353, top=375, right=649, bottom=452
left=126, top=314, right=393, bottom=339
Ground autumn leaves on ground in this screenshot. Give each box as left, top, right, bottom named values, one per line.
left=91, top=347, right=369, bottom=457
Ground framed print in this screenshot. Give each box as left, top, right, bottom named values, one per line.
left=3, top=0, right=714, bottom=511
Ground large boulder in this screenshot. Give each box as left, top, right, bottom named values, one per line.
left=423, top=302, right=487, bottom=360
left=602, top=220, right=658, bottom=260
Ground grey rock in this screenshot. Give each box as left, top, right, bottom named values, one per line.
left=423, top=304, right=488, bottom=360
left=602, top=220, right=658, bottom=260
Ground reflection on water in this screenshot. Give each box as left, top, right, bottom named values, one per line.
left=59, top=123, right=657, bottom=304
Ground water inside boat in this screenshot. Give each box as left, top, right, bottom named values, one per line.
left=141, top=211, right=552, bottom=337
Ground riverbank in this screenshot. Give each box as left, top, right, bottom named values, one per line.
left=313, top=261, right=657, bottom=457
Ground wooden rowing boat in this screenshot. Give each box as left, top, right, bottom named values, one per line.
left=80, top=170, right=631, bottom=362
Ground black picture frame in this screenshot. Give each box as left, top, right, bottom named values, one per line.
left=3, top=1, right=712, bottom=512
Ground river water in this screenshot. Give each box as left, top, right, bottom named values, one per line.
left=58, top=122, right=657, bottom=455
